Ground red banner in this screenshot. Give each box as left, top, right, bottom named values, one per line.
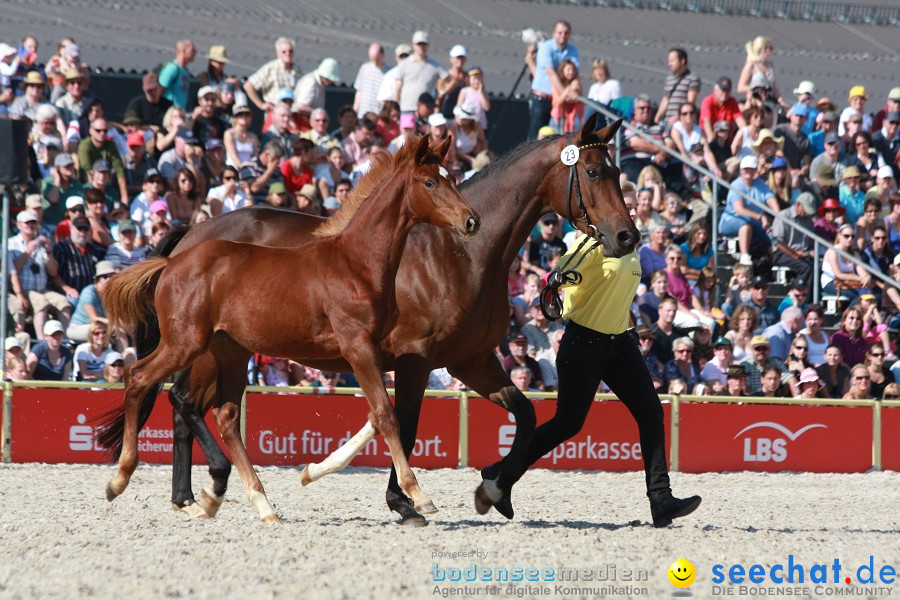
left=10, top=388, right=224, bottom=464
left=882, top=407, right=900, bottom=472
left=679, top=403, right=873, bottom=473
left=244, top=393, right=459, bottom=468
left=466, top=398, right=669, bottom=471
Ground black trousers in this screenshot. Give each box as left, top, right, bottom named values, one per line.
left=492, top=320, right=672, bottom=499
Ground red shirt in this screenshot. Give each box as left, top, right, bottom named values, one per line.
left=700, top=93, right=742, bottom=131
left=279, top=160, right=313, bottom=195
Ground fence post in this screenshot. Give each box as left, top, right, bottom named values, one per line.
left=669, top=394, right=680, bottom=472
left=458, top=390, right=469, bottom=468
left=1, top=381, right=10, bottom=463
left=240, top=389, right=247, bottom=444
left=872, top=400, right=882, bottom=471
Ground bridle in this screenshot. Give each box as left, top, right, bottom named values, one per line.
left=540, top=133, right=610, bottom=321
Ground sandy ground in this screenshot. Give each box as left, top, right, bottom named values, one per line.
left=0, top=465, right=897, bottom=600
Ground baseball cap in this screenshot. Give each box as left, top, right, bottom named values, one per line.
left=145, top=168, right=161, bottom=181
left=91, top=159, right=111, bottom=173
left=25, top=194, right=44, bottom=209
left=878, top=165, right=895, bottom=180
left=771, top=157, right=788, bottom=170
left=94, top=260, right=117, bottom=279
left=750, top=335, right=770, bottom=348
left=713, top=337, right=732, bottom=348
left=65, top=196, right=85, bottom=210
left=798, top=368, right=822, bottom=386
left=848, top=85, right=868, bottom=101
left=794, top=192, right=816, bottom=216
left=427, top=113, right=447, bottom=128
left=268, top=182, right=287, bottom=195
left=791, top=276, right=809, bottom=290
left=510, top=334, right=527, bottom=344
left=71, top=215, right=91, bottom=230
left=726, top=365, right=746, bottom=378
left=824, top=131, right=840, bottom=145
left=149, top=200, right=169, bottom=214
left=886, top=111, right=900, bottom=123
left=104, top=351, right=125, bottom=366
left=412, top=30, right=429, bottom=45
left=297, top=183, right=316, bottom=199
left=889, top=87, right=900, bottom=101
left=43, top=320, right=65, bottom=337
left=4, top=337, right=22, bottom=351
left=751, top=275, right=768, bottom=288
left=394, top=43, right=412, bottom=58
left=793, top=80, right=816, bottom=97
left=16, top=210, right=39, bottom=224
left=277, top=87, right=294, bottom=102
left=449, top=44, right=467, bottom=58
left=122, top=112, right=142, bottom=126
left=54, top=153, right=75, bottom=168
left=739, top=155, right=758, bottom=170
left=127, top=131, right=145, bottom=147
left=232, top=104, right=252, bottom=117
left=197, top=85, right=217, bottom=100
left=636, top=326, right=654, bottom=339
left=791, top=102, right=809, bottom=118
left=176, top=129, right=199, bottom=144
left=715, top=76, right=732, bottom=91
left=820, top=111, right=837, bottom=123
left=540, top=213, right=559, bottom=224
left=117, top=219, right=137, bottom=233
left=205, top=138, right=224, bottom=151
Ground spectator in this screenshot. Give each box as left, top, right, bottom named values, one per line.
left=636, top=326, right=665, bottom=391
left=84, top=188, right=114, bottom=248
left=54, top=195, right=85, bottom=244
left=740, top=334, right=797, bottom=395
left=300, top=108, right=339, bottom=153
left=265, top=182, right=292, bottom=210
left=709, top=120, right=735, bottom=175
left=353, top=43, right=386, bottom=118
left=158, top=129, right=204, bottom=192
left=280, top=138, right=315, bottom=196
left=129, top=168, right=164, bottom=231
left=701, top=337, right=736, bottom=387
left=663, top=244, right=710, bottom=329
left=771, top=191, right=815, bottom=283
left=843, top=364, right=872, bottom=400
left=413, top=94, right=435, bottom=135
left=742, top=275, right=780, bottom=333
left=671, top=102, right=722, bottom=180
left=244, top=38, right=299, bottom=113
left=521, top=297, right=564, bottom=356
left=839, top=110, right=864, bottom=156
left=785, top=335, right=814, bottom=378
left=586, top=58, right=621, bottom=109
left=198, top=45, right=229, bottom=88
left=244, top=140, right=285, bottom=203
left=224, top=104, right=259, bottom=169
left=873, top=167, right=897, bottom=204
left=795, top=367, right=825, bottom=398
left=5, top=356, right=31, bottom=382
left=774, top=102, right=812, bottom=179
left=798, top=305, right=829, bottom=366
left=865, top=344, right=892, bottom=398
left=341, top=118, right=376, bottom=169
left=148, top=221, right=171, bottom=250
left=857, top=198, right=884, bottom=251
left=679, top=223, right=713, bottom=281
left=54, top=68, right=91, bottom=126
left=510, top=367, right=536, bottom=393
left=165, top=168, right=201, bottom=225
left=778, top=277, right=810, bottom=315
left=763, top=306, right=803, bottom=362
left=7, top=210, right=72, bottom=340
left=737, top=36, right=786, bottom=111
left=830, top=306, right=867, bottom=368
left=813, top=197, right=843, bottom=245
left=872, top=112, right=899, bottom=171
left=451, top=102, right=487, bottom=169
left=125, top=73, right=172, bottom=133
left=393, top=31, right=449, bottom=115
left=23, top=194, right=56, bottom=241
left=808, top=111, right=839, bottom=158
left=725, top=364, right=749, bottom=397
left=52, top=215, right=102, bottom=301
left=202, top=138, right=226, bottom=188
left=439, top=44, right=468, bottom=117
left=192, top=86, right=227, bottom=148
left=718, top=155, right=773, bottom=266
left=650, top=297, right=688, bottom=364
left=549, top=59, right=583, bottom=134
left=376, top=44, right=411, bottom=108
left=207, top=166, right=249, bottom=216
left=636, top=269, right=669, bottom=326
left=323, top=179, right=352, bottom=215
left=664, top=336, right=699, bottom=392
left=66, top=260, right=116, bottom=344
left=314, top=146, right=347, bottom=200
left=634, top=186, right=663, bottom=244
left=882, top=383, right=900, bottom=401
left=158, top=39, right=196, bottom=110
left=72, top=320, right=116, bottom=380
left=619, top=94, right=668, bottom=184
left=725, top=303, right=758, bottom=362
left=293, top=58, right=340, bottom=119
left=26, top=320, right=72, bottom=381
left=375, top=101, right=401, bottom=145
left=731, top=106, right=764, bottom=161
left=638, top=224, right=668, bottom=284
left=262, top=104, right=299, bottom=158
left=76, top=118, right=129, bottom=202
left=9, top=71, right=47, bottom=121
left=754, top=364, right=790, bottom=397
left=524, top=20, right=579, bottom=141
left=124, top=130, right=155, bottom=198
left=100, top=351, right=126, bottom=384
left=155, top=105, right=187, bottom=155
left=524, top=213, right=566, bottom=277
left=839, top=86, right=871, bottom=137
left=810, top=131, right=846, bottom=190
left=655, top=48, right=700, bottom=128
left=872, top=88, right=900, bottom=132
left=105, top=219, right=148, bottom=269
left=456, top=66, right=490, bottom=131
left=822, top=223, right=872, bottom=304
left=790, top=80, right=819, bottom=135
left=850, top=132, right=884, bottom=187
left=502, top=334, right=544, bottom=391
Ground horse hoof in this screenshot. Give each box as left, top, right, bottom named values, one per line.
left=198, top=487, right=224, bottom=518
left=399, top=513, right=428, bottom=527
left=299, top=465, right=313, bottom=486
left=414, top=501, right=439, bottom=515
left=261, top=514, right=283, bottom=525
left=474, top=479, right=503, bottom=515
left=105, top=482, right=120, bottom=502
left=174, top=502, right=211, bottom=519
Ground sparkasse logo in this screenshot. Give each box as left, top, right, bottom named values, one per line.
left=734, top=422, right=826, bottom=463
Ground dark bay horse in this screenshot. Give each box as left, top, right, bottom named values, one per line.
left=101, top=115, right=638, bottom=524
left=99, top=135, right=479, bottom=522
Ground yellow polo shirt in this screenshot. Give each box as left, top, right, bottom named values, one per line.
left=561, top=235, right=641, bottom=335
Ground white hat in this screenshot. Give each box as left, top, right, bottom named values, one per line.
left=749, top=72, right=769, bottom=90
left=877, top=165, right=895, bottom=181
left=94, top=260, right=117, bottom=279
left=412, top=30, right=429, bottom=45
left=43, top=320, right=65, bottom=337
left=63, top=43, right=80, bottom=58
left=66, top=196, right=85, bottom=210
left=197, top=85, right=216, bottom=99
left=453, top=102, right=477, bottom=120
left=104, top=351, right=124, bottom=366
left=394, top=43, right=412, bottom=57
left=449, top=44, right=467, bottom=58
left=0, top=43, right=16, bottom=59
left=5, top=337, right=22, bottom=351
left=16, top=210, right=39, bottom=224
left=315, top=57, right=340, bottom=83
left=427, top=113, right=447, bottom=128
left=739, top=155, right=758, bottom=170
left=793, top=80, right=816, bottom=97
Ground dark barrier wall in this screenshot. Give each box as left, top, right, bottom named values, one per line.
left=93, top=72, right=529, bottom=157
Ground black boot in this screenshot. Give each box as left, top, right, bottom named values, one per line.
left=480, top=464, right=514, bottom=520
left=650, top=494, right=702, bottom=528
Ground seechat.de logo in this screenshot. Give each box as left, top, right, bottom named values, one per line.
left=734, top=422, right=826, bottom=463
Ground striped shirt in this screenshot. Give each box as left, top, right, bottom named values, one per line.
left=53, top=239, right=102, bottom=293
left=247, top=59, right=299, bottom=105
left=663, top=70, right=700, bottom=124
left=353, top=61, right=387, bottom=117
left=8, top=234, right=50, bottom=292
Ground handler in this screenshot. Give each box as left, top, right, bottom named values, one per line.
left=483, top=189, right=701, bottom=527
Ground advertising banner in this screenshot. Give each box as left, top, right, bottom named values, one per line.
left=244, top=393, right=459, bottom=468
left=882, top=407, right=900, bottom=471
left=466, top=398, right=668, bottom=471
left=10, top=388, right=224, bottom=464
left=678, top=403, right=872, bottom=473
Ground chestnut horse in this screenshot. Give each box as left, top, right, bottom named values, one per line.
left=99, top=135, right=479, bottom=522
left=100, top=115, right=638, bottom=524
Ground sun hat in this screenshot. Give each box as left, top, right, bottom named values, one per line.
left=399, top=113, right=416, bottom=129
left=5, top=337, right=22, bottom=351
left=793, top=81, right=816, bottom=97
left=94, top=260, right=117, bottom=279
left=817, top=197, right=845, bottom=217
left=842, top=165, right=862, bottom=180
left=208, top=45, right=229, bottom=63
left=751, top=128, right=783, bottom=151
left=798, top=367, right=823, bottom=389
left=750, top=335, right=770, bottom=348
left=453, top=102, right=477, bottom=120
left=19, top=71, right=46, bottom=89
left=315, top=58, right=340, bottom=83
left=149, top=200, right=169, bottom=214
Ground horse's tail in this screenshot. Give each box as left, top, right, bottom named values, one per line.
left=104, top=257, right=168, bottom=333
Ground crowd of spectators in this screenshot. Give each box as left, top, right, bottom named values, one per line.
left=0, top=25, right=898, bottom=397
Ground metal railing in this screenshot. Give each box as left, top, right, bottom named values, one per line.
left=582, top=96, right=900, bottom=307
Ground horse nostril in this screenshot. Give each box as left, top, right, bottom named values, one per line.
left=465, top=217, right=479, bottom=234
left=617, top=228, right=637, bottom=248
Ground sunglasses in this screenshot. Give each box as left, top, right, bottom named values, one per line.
left=110, top=361, right=125, bottom=367
left=884, top=394, right=899, bottom=400
left=675, top=348, right=692, bottom=354
left=92, top=128, right=108, bottom=133
left=870, top=352, right=884, bottom=357
left=793, top=345, right=808, bottom=350
left=853, top=375, right=871, bottom=381
left=753, top=346, right=769, bottom=351
left=680, top=111, right=695, bottom=116
left=92, top=331, right=108, bottom=336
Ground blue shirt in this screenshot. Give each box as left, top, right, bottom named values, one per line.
left=532, top=40, right=580, bottom=96
left=839, top=183, right=866, bottom=227
left=724, top=178, right=772, bottom=218
left=30, top=341, right=72, bottom=381
left=70, top=283, right=105, bottom=326
left=158, top=61, right=191, bottom=109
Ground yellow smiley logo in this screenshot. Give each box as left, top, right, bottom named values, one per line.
left=668, top=558, right=696, bottom=588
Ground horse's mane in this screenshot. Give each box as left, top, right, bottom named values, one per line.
left=314, top=135, right=421, bottom=237
left=462, top=134, right=562, bottom=188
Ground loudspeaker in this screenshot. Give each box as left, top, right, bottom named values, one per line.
left=0, top=119, right=30, bottom=184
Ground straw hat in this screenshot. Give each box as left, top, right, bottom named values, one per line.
left=208, top=45, right=229, bottom=63
left=751, top=128, right=783, bottom=151
left=841, top=165, right=862, bottom=180
left=19, top=71, right=46, bottom=89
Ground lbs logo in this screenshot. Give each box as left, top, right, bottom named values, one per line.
left=735, top=422, right=826, bottom=462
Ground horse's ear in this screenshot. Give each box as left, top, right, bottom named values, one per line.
left=578, top=112, right=600, bottom=143
left=434, top=135, right=452, bottom=160
left=595, top=118, right=623, bottom=143
left=414, top=133, right=431, bottom=166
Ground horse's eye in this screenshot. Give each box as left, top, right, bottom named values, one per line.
left=586, top=168, right=600, bottom=179
left=425, top=179, right=436, bottom=188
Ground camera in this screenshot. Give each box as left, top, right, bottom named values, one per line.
left=521, top=28, right=546, bottom=46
